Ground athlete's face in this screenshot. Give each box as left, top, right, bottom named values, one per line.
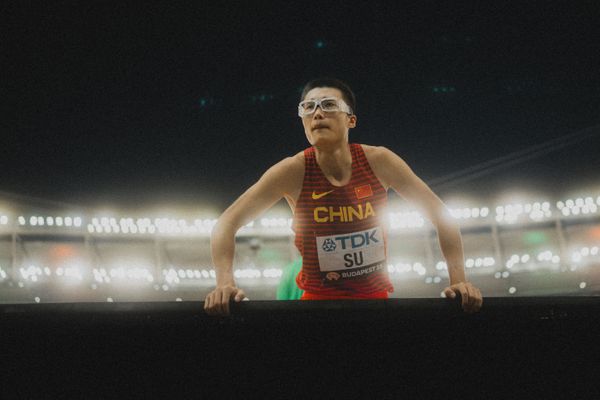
left=300, top=87, right=357, bottom=147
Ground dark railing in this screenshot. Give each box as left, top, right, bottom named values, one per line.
left=2, top=296, right=600, bottom=323
left=2, top=297, right=599, bottom=398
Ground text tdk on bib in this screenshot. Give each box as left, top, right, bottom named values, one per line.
left=316, top=226, right=386, bottom=281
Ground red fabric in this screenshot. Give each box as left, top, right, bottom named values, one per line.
left=292, top=143, right=394, bottom=297
left=300, top=291, right=389, bottom=300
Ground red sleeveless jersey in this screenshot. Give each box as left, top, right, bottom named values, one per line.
left=293, top=143, right=394, bottom=298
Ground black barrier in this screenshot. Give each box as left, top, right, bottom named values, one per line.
left=1, top=297, right=599, bottom=398
left=2, top=296, right=600, bottom=324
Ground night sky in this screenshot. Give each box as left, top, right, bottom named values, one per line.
left=2, top=1, right=600, bottom=212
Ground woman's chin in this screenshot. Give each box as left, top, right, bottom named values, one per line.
left=309, top=136, right=345, bottom=149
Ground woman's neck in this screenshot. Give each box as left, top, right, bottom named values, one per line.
left=314, top=142, right=352, bottom=184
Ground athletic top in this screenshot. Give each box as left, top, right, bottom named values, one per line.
left=292, top=143, right=394, bottom=297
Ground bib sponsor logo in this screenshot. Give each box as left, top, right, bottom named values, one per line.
left=316, top=226, right=386, bottom=281
left=313, top=201, right=376, bottom=223
left=321, top=238, right=337, bottom=252
left=331, top=230, right=379, bottom=251
left=326, top=272, right=341, bottom=281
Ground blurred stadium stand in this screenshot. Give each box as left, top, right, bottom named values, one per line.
left=0, top=191, right=599, bottom=303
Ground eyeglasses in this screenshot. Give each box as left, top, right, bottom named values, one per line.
left=297, top=97, right=353, bottom=117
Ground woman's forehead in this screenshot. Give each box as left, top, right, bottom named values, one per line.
left=304, top=87, right=343, bottom=100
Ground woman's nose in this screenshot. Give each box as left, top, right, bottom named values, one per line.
left=312, top=106, right=325, bottom=118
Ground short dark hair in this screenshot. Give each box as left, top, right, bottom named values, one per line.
left=300, top=78, right=356, bottom=114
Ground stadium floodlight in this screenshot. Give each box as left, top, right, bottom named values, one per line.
left=262, top=268, right=283, bottom=278
left=484, top=257, right=495, bottom=266
left=566, top=199, right=574, bottom=208
left=93, top=270, right=103, bottom=283
left=64, top=266, right=83, bottom=281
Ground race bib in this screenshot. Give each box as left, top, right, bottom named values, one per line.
left=316, top=226, right=386, bottom=281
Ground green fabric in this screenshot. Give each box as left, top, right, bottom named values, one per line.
left=276, top=257, right=304, bottom=300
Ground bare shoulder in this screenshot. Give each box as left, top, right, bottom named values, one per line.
left=361, top=144, right=387, bottom=162
left=361, top=144, right=404, bottom=162
left=360, top=144, right=411, bottom=190
left=261, top=151, right=305, bottom=196
left=273, top=151, right=304, bottom=177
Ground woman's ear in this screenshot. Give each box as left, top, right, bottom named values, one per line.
left=348, top=115, right=357, bottom=128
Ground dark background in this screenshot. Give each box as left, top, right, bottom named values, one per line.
left=2, top=1, right=599, bottom=212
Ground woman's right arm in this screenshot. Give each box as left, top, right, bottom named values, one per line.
left=204, top=155, right=304, bottom=316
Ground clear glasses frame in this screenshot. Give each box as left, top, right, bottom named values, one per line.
left=297, top=97, right=353, bottom=117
